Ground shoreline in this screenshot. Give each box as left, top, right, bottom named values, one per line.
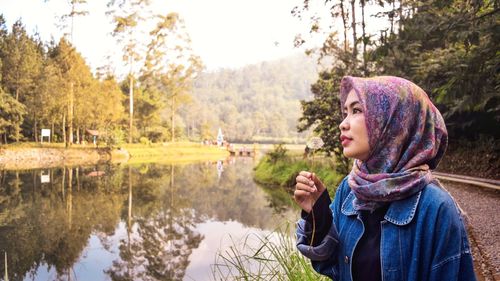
left=0, top=147, right=120, bottom=170
left=0, top=143, right=229, bottom=170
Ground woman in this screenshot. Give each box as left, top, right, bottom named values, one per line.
left=294, top=76, right=476, bottom=281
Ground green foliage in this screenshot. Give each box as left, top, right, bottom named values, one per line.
left=267, top=143, right=289, bottom=164
left=437, top=135, right=500, bottom=178
left=184, top=54, right=318, bottom=142
left=0, top=88, right=26, bottom=143
left=104, top=127, right=125, bottom=148
left=139, top=136, right=150, bottom=145
left=298, top=70, right=351, bottom=175
left=370, top=0, right=499, bottom=139
left=0, top=19, right=43, bottom=142
left=254, top=155, right=343, bottom=191
left=299, top=0, right=498, bottom=148
left=213, top=223, right=330, bottom=281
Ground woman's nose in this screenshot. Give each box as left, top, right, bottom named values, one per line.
left=339, top=116, right=349, bottom=131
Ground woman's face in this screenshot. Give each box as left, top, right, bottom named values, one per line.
left=339, top=90, right=370, bottom=161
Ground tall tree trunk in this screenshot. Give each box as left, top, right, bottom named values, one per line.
left=129, top=75, right=134, bottom=143
left=68, top=82, right=74, bottom=145
left=0, top=170, right=4, bottom=186
left=34, top=113, right=38, bottom=142
left=51, top=121, right=55, bottom=143
left=351, top=0, right=358, bottom=59
left=361, top=0, right=368, bottom=75
left=171, top=96, right=175, bottom=142
left=390, top=1, right=395, bottom=35
left=76, top=127, right=80, bottom=144
left=340, top=0, right=349, bottom=52
left=61, top=167, right=66, bottom=200
left=399, top=0, right=404, bottom=32
left=14, top=89, right=20, bottom=143
left=63, top=114, right=67, bottom=147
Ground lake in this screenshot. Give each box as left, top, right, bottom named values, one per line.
left=0, top=157, right=299, bottom=281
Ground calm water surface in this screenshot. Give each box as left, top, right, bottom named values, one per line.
left=0, top=157, right=298, bottom=281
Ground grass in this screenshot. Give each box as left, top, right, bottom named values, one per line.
left=122, top=142, right=230, bottom=164
left=0, top=141, right=94, bottom=150
left=212, top=222, right=330, bottom=281
left=253, top=155, right=344, bottom=192
left=0, top=141, right=230, bottom=165
left=218, top=151, right=344, bottom=280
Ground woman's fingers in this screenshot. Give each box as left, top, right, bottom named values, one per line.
left=294, top=171, right=323, bottom=212
left=310, top=173, right=325, bottom=191
left=298, top=171, right=312, bottom=178
left=296, top=182, right=317, bottom=193
left=296, top=173, right=315, bottom=186
left=294, top=189, right=310, bottom=199
left=293, top=190, right=313, bottom=213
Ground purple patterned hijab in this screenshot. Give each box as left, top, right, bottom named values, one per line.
left=339, top=76, right=448, bottom=211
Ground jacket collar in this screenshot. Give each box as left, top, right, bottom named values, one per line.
left=341, top=190, right=422, bottom=226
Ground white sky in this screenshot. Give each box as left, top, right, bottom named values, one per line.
left=0, top=0, right=331, bottom=75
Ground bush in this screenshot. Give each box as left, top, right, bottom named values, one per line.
left=139, top=137, right=150, bottom=145
left=104, top=128, right=125, bottom=148
left=267, top=143, right=288, bottom=164
left=254, top=155, right=344, bottom=191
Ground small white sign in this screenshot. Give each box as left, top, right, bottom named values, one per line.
left=41, top=129, right=51, bottom=143
left=41, top=171, right=50, bottom=183
left=41, top=129, right=50, bottom=137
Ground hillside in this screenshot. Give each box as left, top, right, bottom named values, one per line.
left=178, top=53, right=320, bottom=143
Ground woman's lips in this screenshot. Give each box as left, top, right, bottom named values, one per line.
left=340, top=135, right=352, bottom=146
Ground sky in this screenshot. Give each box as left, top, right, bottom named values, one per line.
left=0, top=0, right=329, bottom=75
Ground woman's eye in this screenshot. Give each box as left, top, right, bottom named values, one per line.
left=352, top=108, right=362, bottom=114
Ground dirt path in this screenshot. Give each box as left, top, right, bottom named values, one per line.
left=440, top=179, right=500, bottom=281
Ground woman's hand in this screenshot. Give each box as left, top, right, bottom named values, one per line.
left=294, top=171, right=326, bottom=213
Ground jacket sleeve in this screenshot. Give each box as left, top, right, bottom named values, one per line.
left=296, top=177, right=348, bottom=279
left=428, top=192, right=477, bottom=281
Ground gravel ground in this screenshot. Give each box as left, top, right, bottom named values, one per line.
left=440, top=179, right=500, bottom=281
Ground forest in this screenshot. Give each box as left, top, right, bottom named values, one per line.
left=0, top=0, right=497, bottom=149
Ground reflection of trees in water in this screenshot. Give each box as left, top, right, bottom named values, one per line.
left=0, top=165, right=125, bottom=280
left=170, top=159, right=295, bottom=229
left=106, top=209, right=203, bottom=281
left=0, top=160, right=293, bottom=280
left=107, top=165, right=203, bottom=281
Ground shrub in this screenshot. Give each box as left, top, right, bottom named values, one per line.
left=139, top=137, right=150, bottom=145
left=267, top=143, right=289, bottom=164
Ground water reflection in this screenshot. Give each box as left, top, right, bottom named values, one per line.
left=0, top=158, right=297, bottom=281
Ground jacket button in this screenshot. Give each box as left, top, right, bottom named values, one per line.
left=344, top=256, right=349, bottom=264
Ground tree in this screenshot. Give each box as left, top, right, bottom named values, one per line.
left=108, top=0, right=151, bottom=143
left=0, top=88, right=26, bottom=144
left=298, top=70, right=350, bottom=174
left=95, top=76, right=126, bottom=137
left=372, top=0, right=500, bottom=138
left=144, top=12, right=202, bottom=142
left=37, top=48, right=67, bottom=143
left=52, top=38, right=95, bottom=146
left=0, top=20, right=42, bottom=142
left=58, top=0, right=89, bottom=145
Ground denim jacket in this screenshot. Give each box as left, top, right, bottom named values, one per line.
left=296, top=177, right=476, bottom=281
